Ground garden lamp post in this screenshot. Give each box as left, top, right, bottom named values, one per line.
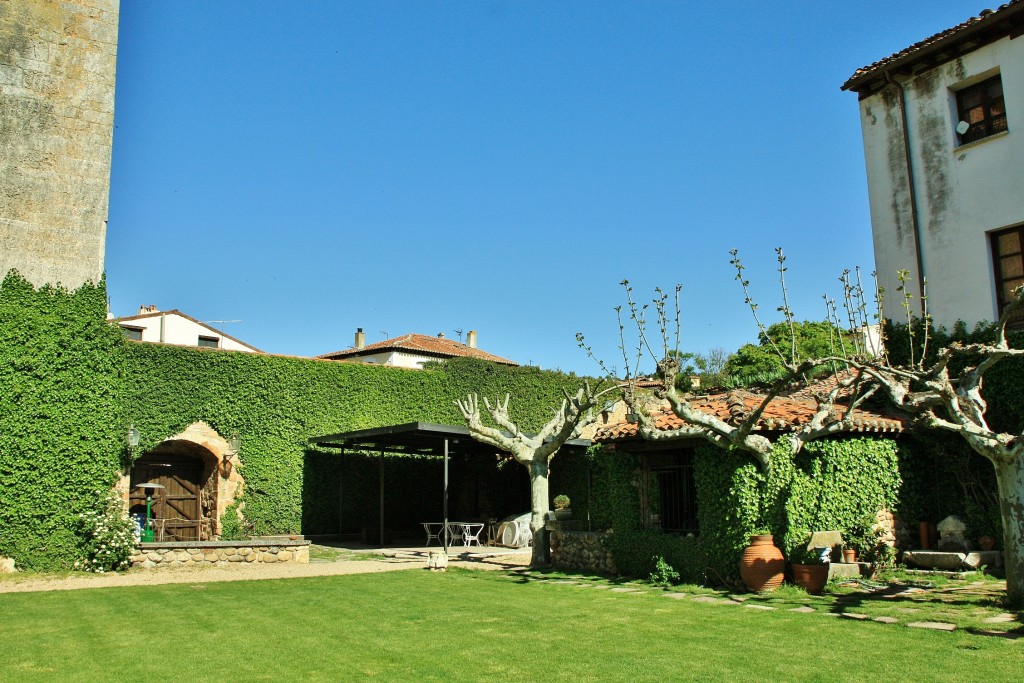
left=136, top=482, right=164, bottom=542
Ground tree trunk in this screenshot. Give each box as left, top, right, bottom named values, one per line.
left=995, top=456, right=1024, bottom=607
left=528, top=458, right=550, bottom=566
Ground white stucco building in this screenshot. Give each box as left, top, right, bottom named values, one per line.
left=112, top=306, right=262, bottom=353
left=842, top=2, right=1024, bottom=329
left=316, top=328, right=517, bottom=369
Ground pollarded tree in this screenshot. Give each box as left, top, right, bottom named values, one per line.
left=455, top=382, right=612, bottom=565
left=580, top=250, right=1024, bottom=606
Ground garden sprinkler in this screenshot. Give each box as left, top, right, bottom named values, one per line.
left=136, top=482, right=164, bottom=542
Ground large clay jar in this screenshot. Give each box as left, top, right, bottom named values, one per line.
left=739, top=534, right=785, bottom=593
left=792, top=563, right=829, bottom=595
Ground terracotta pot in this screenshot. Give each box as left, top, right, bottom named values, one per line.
left=739, top=534, right=785, bottom=593
left=792, top=563, right=829, bottom=595
left=842, top=549, right=857, bottom=563
left=979, top=535, right=996, bottom=551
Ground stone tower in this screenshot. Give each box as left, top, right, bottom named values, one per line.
left=0, top=0, right=119, bottom=289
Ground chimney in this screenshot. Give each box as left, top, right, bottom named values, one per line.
left=138, top=304, right=159, bottom=315
left=437, top=332, right=446, bottom=339
left=354, top=328, right=365, bottom=349
left=466, top=330, right=477, bottom=348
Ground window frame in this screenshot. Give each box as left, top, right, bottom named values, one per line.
left=197, top=335, right=220, bottom=349
left=955, top=73, right=1008, bottom=146
left=120, top=325, right=144, bottom=341
left=990, top=224, right=1024, bottom=327
left=639, top=449, right=699, bottom=535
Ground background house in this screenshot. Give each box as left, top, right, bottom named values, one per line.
left=842, top=1, right=1024, bottom=328
left=316, top=328, right=517, bottom=369
left=113, top=305, right=262, bottom=353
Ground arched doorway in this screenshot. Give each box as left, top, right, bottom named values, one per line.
left=129, top=440, right=219, bottom=541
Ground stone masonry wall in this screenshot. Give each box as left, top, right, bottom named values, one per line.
left=132, top=540, right=310, bottom=569
left=550, top=528, right=616, bottom=575
left=0, top=0, right=119, bottom=289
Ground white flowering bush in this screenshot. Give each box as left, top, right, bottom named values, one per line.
left=74, top=490, right=140, bottom=573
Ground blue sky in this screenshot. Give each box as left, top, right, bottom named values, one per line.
left=107, top=1, right=980, bottom=374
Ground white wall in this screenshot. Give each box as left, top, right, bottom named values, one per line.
left=119, top=313, right=258, bottom=353
left=858, top=34, right=1024, bottom=329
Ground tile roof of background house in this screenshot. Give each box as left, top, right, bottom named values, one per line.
left=594, top=389, right=906, bottom=442
left=315, top=333, right=518, bottom=366
left=842, top=1, right=1024, bottom=94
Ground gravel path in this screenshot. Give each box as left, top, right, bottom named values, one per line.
left=0, top=547, right=531, bottom=594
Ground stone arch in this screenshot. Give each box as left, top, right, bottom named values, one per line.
left=118, top=422, right=244, bottom=539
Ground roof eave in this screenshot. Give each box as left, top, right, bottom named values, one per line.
left=841, top=4, right=1024, bottom=95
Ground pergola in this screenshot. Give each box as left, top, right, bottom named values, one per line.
left=307, top=422, right=589, bottom=550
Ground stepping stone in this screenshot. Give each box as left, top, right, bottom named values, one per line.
left=610, top=587, right=640, bottom=593
left=821, top=612, right=840, bottom=617
left=908, top=621, right=956, bottom=631
left=984, top=613, right=1017, bottom=624
left=591, top=585, right=610, bottom=589
left=895, top=608, right=921, bottom=614
left=873, top=616, right=899, bottom=624
left=551, top=580, right=578, bottom=585
left=662, top=593, right=688, bottom=599
left=692, top=596, right=721, bottom=604
left=972, top=629, right=1022, bottom=640
left=841, top=612, right=869, bottom=620
left=745, top=604, right=776, bottom=611
left=721, top=599, right=744, bottom=606
left=789, top=606, right=816, bottom=614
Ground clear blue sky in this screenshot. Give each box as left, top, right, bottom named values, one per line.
left=106, top=1, right=980, bottom=374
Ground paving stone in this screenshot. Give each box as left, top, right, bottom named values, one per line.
left=873, top=616, right=899, bottom=624
left=789, top=606, right=816, bottom=614
left=744, top=604, right=776, bottom=611
left=908, top=621, right=956, bottom=631
left=691, top=596, right=721, bottom=604
left=841, top=612, right=869, bottom=620
left=661, top=593, right=688, bottom=599
left=972, top=629, right=1022, bottom=640
left=984, top=613, right=1017, bottom=624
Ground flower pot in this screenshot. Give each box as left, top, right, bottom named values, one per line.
left=552, top=509, right=572, bottom=521
left=842, top=549, right=857, bottom=563
left=739, top=535, right=785, bottom=593
left=792, top=563, right=829, bottom=595
left=979, top=535, right=996, bottom=551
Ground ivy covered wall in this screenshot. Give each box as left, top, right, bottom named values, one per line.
left=0, top=273, right=129, bottom=570
left=588, top=438, right=904, bottom=583
left=0, top=272, right=597, bottom=569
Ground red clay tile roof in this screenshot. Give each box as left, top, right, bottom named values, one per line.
left=315, top=333, right=518, bottom=366
left=594, top=390, right=906, bottom=442
left=842, top=2, right=1024, bottom=93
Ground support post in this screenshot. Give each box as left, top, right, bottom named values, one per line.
left=444, top=438, right=450, bottom=553
left=379, top=447, right=384, bottom=547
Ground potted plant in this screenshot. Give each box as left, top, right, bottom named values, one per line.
left=790, top=545, right=830, bottom=595
left=739, top=528, right=785, bottom=593
left=551, top=494, right=572, bottom=521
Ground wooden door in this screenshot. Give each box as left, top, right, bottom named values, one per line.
left=130, top=455, right=203, bottom=541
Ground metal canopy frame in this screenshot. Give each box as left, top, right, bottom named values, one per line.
left=307, top=422, right=590, bottom=551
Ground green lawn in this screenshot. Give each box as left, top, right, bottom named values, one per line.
left=1, top=569, right=1021, bottom=682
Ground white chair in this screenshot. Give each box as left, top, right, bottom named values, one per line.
left=463, top=523, right=483, bottom=547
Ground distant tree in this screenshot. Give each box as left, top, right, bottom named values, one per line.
left=724, top=321, right=850, bottom=385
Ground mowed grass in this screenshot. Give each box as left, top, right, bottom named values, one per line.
left=1, top=569, right=1021, bottom=682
